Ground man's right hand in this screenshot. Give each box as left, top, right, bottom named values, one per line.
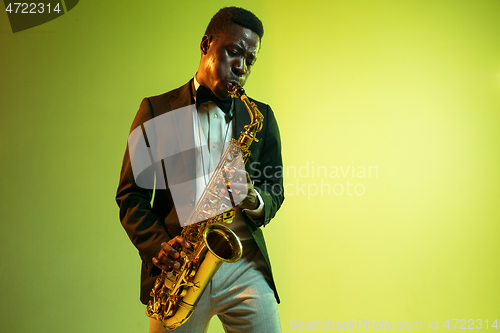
left=152, top=236, right=191, bottom=271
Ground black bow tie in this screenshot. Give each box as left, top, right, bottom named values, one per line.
left=196, top=85, right=232, bottom=114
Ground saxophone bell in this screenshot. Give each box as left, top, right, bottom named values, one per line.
left=204, top=223, right=242, bottom=263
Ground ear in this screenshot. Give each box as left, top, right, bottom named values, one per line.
left=200, top=35, right=213, bottom=55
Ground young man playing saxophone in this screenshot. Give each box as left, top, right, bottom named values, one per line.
left=116, top=7, right=284, bottom=333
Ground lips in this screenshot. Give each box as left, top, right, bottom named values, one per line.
left=226, top=80, right=240, bottom=88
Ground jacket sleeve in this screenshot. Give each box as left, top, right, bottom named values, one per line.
left=247, top=104, right=284, bottom=227
left=116, top=98, right=172, bottom=277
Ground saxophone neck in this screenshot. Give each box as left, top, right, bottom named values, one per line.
left=241, top=95, right=264, bottom=126
left=229, top=84, right=264, bottom=145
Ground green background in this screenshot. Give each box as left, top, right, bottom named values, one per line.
left=1, top=0, right=499, bottom=332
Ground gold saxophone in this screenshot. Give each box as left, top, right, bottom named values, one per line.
left=146, top=84, right=264, bottom=330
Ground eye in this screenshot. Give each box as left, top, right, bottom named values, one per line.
left=246, top=58, right=256, bottom=68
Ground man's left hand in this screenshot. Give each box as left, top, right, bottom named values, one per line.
left=225, top=168, right=259, bottom=210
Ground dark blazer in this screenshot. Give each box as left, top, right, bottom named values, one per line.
left=116, top=80, right=284, bottom=304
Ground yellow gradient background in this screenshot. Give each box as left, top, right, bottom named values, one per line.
left=0, top=1, right=498, bottom=332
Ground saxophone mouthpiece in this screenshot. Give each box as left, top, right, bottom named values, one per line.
left=228, top=82, right=245, bottom=98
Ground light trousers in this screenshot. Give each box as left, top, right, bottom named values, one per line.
left=149, top=241, right=281, bottom=333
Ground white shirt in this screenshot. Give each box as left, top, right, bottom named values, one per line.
left=193, top=75, right=263, bottom=240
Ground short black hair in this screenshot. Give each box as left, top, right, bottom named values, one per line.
left=205, top=7, right=264, bottom=41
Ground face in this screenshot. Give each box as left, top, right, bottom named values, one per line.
left=197, top=24, right=260, bottom=100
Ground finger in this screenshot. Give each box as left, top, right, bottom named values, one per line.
left=228, top=183, right=250, bottom=193
left=238, top=170, right=252, bottom=186
left=152, top=257, right=164, bottom=270
left=160, top=242, right=179, bottom=259
left=152, top=257, right=180, bottom=270
left=157, top=247, right=183, bottom=265
left=228, top=168, right=246, bottom=177
left=173, top=236, right=191, bottom=249
left=165, top=237, right=191, bottom=251
left=228, top=184, right=251, bottom=203
left=227, top=172, right=250, bottom=190
left=157, top=250, right=178, bottom=265
left=225, top=168, right=249, bottom=183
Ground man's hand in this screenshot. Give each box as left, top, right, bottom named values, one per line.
left=226, top=168, right=259, bottom=210
left=152, top=236, right=191, bottom=271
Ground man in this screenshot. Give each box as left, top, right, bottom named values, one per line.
left=116, top=7, right=284, bottom=333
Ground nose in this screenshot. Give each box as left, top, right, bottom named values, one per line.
left=232, top=58, right=247, bottom=77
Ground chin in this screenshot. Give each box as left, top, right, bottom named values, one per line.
left=219, top=93, right=232, bottom=100
left=215, top=86, right=231, bottom=100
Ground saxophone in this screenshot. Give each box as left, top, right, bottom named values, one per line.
left=146, top=84, right=264, bottom=330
